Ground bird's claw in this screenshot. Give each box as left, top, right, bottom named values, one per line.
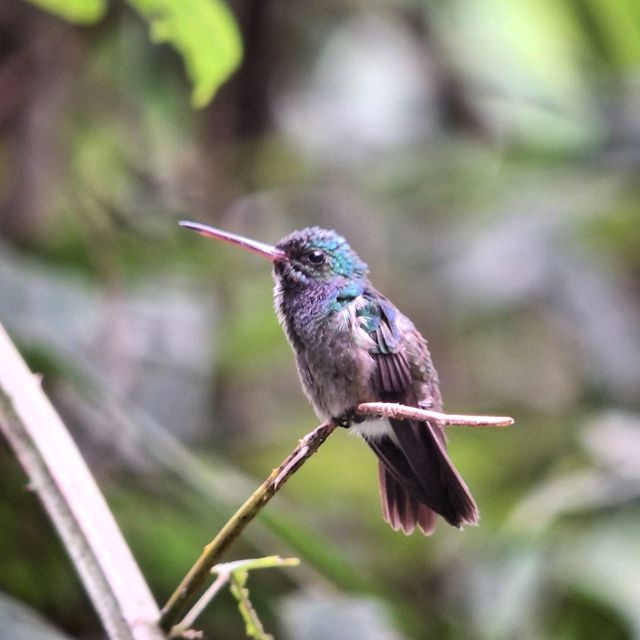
left=333, top=408, right=364, bottom=428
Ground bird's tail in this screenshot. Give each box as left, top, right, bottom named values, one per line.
left=369, top=418, right=479, bottom=535
left=378, top=464, right=437, bottom=535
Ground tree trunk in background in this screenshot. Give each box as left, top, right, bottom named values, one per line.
left=0, top=1, right=83, bottom=246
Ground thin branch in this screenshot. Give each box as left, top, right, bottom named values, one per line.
left=171, top=557, right=299, bottom=638
left=159, top=421, right=336, bottom=632
left=160, top=402, right=514, bottom=632
left=0, top=324, right=164, bottom=640
left=356, top=402, right=514, bottom=427
left=171, top=572, right=229, bottom=638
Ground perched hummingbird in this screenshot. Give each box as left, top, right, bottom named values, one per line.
left=180, top=221, right=478, bottom=535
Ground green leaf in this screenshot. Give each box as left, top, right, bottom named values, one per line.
left=126, top=0, right=243, bottom=107
left=22, top=0, right=107, bottom=23
left=582, top=0, right=640, bottom=67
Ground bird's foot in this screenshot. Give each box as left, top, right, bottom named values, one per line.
left=332, top=408, right=365, bottom=428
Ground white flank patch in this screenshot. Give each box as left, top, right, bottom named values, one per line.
left=350, top=418, right=400, bottom=446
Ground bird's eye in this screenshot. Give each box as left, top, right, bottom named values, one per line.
left=307, top=250, right=326, bottom=265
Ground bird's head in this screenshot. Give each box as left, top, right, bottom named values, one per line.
left=274, top=226, right=368, bottom=286
left=179, top=222, right=368, bottom=287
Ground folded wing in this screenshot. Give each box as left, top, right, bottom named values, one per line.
left=359, top=293, right=479, bottom=534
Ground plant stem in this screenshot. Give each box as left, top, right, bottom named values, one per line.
left=171, top=572, right=230, bottom=637
left=0, top=324, right=164, bottom=640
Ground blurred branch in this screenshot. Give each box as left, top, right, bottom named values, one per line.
left=0, top=324, right=164, bottom=640
left=160, top=403, right=514, bottom=632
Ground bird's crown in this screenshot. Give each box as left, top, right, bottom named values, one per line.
left=275, top=227, right=369, bottom=282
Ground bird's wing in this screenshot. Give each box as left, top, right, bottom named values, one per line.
left=359, top=291, right=478, bottom=531
left=357, top=294, right=413, bottom=394
left=359, top=293, right=436, bottom=403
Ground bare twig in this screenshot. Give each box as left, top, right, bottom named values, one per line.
left=356, top=402, right=514, bottom=427
left=0, top=324, right=164, bottom=640
left=171, top=572, right=229, bottom=637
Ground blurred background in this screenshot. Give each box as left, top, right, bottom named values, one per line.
left=1, top=0, right=640, bottom=638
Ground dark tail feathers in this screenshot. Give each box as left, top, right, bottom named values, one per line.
left=370, top=418, right=479, bottom=535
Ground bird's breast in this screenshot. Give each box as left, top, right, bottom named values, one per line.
left=292, top=301, right=377, bottom=420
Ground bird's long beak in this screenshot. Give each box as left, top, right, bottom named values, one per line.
left=179, top=221, right=287, bottom=262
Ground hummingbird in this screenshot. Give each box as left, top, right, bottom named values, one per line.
left=180, top=221, right=478, bottom=535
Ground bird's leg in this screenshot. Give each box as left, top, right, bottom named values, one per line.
left=332, top=408, right=365, bottom=428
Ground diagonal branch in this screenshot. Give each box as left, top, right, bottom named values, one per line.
left=160, top=421, right=335, bottom=632
left=0, top=324, right=164, bottom=640
left=160, top=404, right=514, bottom=632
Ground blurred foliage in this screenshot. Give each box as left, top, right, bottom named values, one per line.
left=127, top=0, right=243, bottom=107
left=24, top=0, right=106, bottom=23
left=23, top=0, right=242, bottom=107
left=2, top=0, right=640, bottom=639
